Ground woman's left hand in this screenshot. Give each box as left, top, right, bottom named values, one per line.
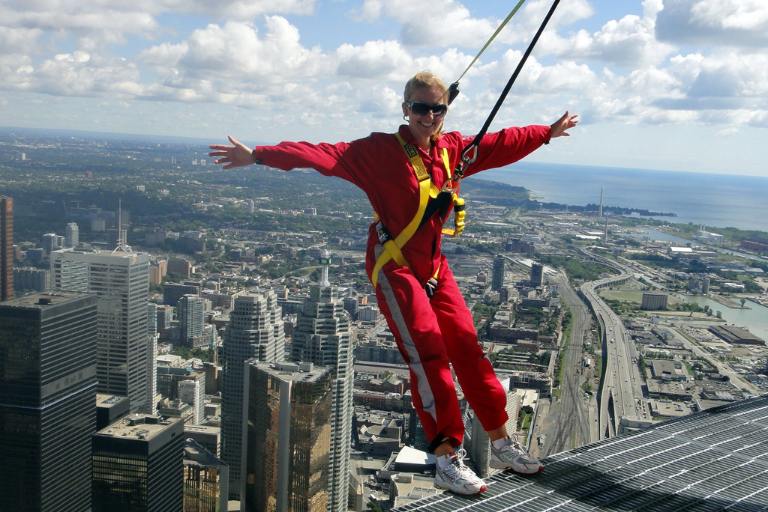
left=550, top=111, right=579, bottom=139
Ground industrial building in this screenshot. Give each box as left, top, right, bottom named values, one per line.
left=709, top=325, right=766, bottom=346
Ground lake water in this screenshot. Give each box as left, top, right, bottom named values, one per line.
left=478, top=162, right=768, bottom=232
left=681, top=296, right=768, bottom=341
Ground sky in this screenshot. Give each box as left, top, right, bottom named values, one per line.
left=0, top=0, right=766, bottom=176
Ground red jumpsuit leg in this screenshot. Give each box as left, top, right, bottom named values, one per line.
left=430, top=259, right=509, bottom=432
left=375, top=265, right=465, bottom=450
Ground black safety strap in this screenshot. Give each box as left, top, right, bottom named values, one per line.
left=453, top=0, right=561, bottom=181
left=417, top=0, right=561, bottom=231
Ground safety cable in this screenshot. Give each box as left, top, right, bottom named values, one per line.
left=448, top=0, right=527, bottom=105
left=418, top=0, right=561, bottom=231
left=453, top=0, right=561, bottom=180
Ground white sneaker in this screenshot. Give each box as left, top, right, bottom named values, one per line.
left=434, top=449, right=488, bottom=495
left=489, top=437, right=543, bottom=474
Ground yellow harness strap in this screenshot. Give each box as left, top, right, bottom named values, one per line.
left=370, top=134, right=449, bottom=288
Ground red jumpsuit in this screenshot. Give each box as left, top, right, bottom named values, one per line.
left=254, top=124, right=551, bottom=450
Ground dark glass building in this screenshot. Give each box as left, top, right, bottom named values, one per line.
left=0, top=292, right=98, bottom=512
left=242, top=361, right=332, bottom=512
left=183, top=438, right=229, bottom=512
left=92, top=414, right=184, bottom=511
left=530, top=262, right=544, bottom=287
left=221, top=292, right=284, bottom=499
left=492, top=254, right=505, bottom=291
left=0, top=195, right=12, bottom=301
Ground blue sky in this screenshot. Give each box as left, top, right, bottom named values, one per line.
left=0, top=0, right=766, bottom=176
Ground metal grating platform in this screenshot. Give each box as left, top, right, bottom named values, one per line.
left=395, top=395, right=768, bottom=512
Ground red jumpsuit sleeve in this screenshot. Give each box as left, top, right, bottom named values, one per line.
left=460, top=125, right=551, bottom=178
left=252, top=141, right=357, bottom=184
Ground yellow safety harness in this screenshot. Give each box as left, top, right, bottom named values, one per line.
left=369, top=133, right=466, bottom=289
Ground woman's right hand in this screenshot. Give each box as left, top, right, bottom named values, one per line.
left=208, top=136, right=255, bottom=169
left=549, top=111, right=579, bottom=139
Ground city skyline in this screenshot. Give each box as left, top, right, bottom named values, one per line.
left=0, top=131, right=766, bottom=509
left=0, top=1, right=766, bottom=176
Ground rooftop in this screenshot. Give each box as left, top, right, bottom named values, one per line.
left=395, top=395, right=768, bottom=512
left=0, top=291, right=91, bottom=309
left=95, top=414, right=180, bottom=442
left=96, top=393, right=129, bottom=409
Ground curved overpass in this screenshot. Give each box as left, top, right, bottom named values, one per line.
left=578, top=256, right=648, bottom=439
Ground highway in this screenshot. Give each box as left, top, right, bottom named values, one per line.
left=577, top=252, right=649, bottom=439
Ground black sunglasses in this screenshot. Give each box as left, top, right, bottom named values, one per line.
left=408, top=101, right=448, bottom=116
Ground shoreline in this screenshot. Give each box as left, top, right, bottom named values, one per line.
left=469, top=177, right=768, bottom=240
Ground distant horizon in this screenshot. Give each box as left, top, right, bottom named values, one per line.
left=1, top=2, right=767, bottom=177
left=3, top=124, right=767, bottom=180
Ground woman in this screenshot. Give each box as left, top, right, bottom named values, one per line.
left=210, top=71, right=578, bottom=495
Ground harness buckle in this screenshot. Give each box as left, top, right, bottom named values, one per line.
left=375, top=222, right=391, bottom=244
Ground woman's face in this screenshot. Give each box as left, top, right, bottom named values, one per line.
left=403, top=85, right=448, bottom=143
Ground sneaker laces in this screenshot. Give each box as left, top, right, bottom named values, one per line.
left=498, top=437, right=536, bottom=463
left=442, top=449, right=476, bottom=480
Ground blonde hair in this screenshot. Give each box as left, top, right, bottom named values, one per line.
left=403, top=71, right=448, bottom=142
left=403, top=71, right=448, bottom=103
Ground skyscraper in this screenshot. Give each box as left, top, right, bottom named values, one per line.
left=13, top=267, right=49, bottom=293
left=147, top=303, right=159, bottom=415
left=183, top=438, right=229, bottom=512
left=92, top=414, right=184, bottom=511
left=41, top=232, right=61, bottom=254
left=492, top=254, right=505, bottom=291
left=242, top=361, right=332, bottom=512
left=222, top=291, right=285, bottom=499
left=466, top=379, right=521, bottom=478
left=178, top=293, right=205, bottom=347
left=50, top=249, right=151, bottom=411
left=0, top=195, right=12, bottom=301
left=65, top=222, right=79, bottom=248
left=291, top=252, right=353, bottom=512
left=0, top=292, right=98, bottom=511
left=530, top=262, right=544, bottom=288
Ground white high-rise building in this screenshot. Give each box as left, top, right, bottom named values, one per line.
left=65, top=222, right=79, bottom=248
left=178, top=294, right=206, bottom=347
left=41, top=233, right=60, bottom=254
left=222, top=291, right=285, bottom=499
left=467, top=377, right=521, bottom=477
left=148, top=331, right=158, bottom=415
left=291, top=251, right=353, bottom=512
left=50, top=249, right=151, bottom=412
left=179, top=378, right=203, bottom=425
left=147, top=302, right=159, bottom=415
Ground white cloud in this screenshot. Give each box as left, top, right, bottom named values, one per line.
left=551, top=7, right=673, bottom=67
left=357, top=0, right=507, bottom=48
left=0, top=0, right=317, bottom=55
left=0, top=0, right=764, bottom=152
left=690, top=0, right=768, bottom=31
left=336, top=40, right=411, bottom=79
left=32, top=52, right=143, bottom=97
left=139, top=42, right=188, bottom=67
left=656, top=0, right=768, bottom=47
left=0, top=5, right=158, bottom=41
left=0, top=27, right=43, bottom=53
left=178, top=18, right=328, bottom=82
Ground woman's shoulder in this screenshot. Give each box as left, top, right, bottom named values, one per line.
left=438, top=130, right=465, bottom=148
left=348, top=131, right=402, bottom=148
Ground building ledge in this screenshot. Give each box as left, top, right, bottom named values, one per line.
left=395, top=395, right=768, bottom=511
